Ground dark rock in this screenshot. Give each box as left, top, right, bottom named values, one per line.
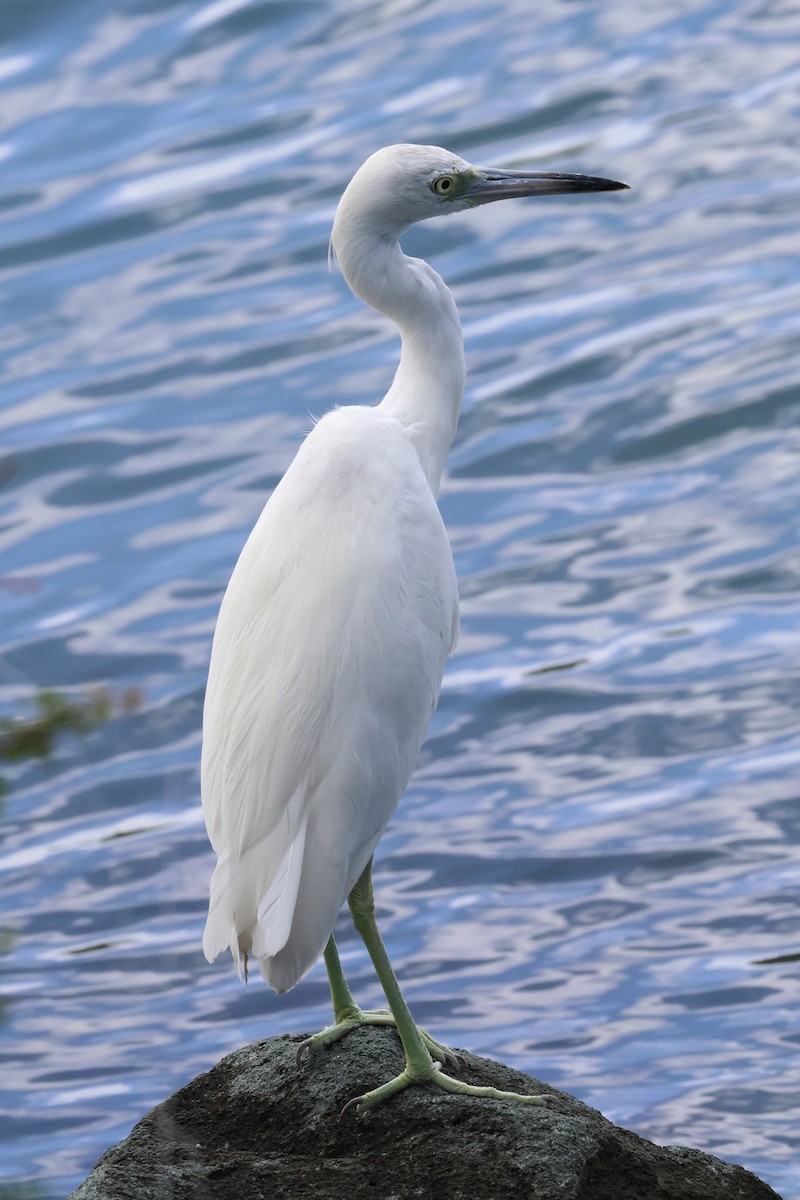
left=69, top=1027, right=782, bottom=1200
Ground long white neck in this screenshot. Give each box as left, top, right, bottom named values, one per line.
left=332, top=224, right=465, bottom=495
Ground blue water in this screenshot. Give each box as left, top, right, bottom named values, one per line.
left=1, top=1, right=799, bottom=1196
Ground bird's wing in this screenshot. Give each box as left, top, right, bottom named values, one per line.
left=201, top=405, right=458, bottom=873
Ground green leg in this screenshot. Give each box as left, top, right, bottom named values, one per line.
left=323, top=934, right=362, bottom=1022
left=341, top=860, right=548, bottom=1115
left=296, top=931, right=460, bottom=1068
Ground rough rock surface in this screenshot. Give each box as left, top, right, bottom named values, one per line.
left=70, top=1027, right=782, bottom=1200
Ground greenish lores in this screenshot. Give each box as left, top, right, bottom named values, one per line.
left=429, top=169, right=478, bottom=200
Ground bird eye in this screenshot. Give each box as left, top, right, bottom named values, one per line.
left=431, top=174, right=457, bottom=196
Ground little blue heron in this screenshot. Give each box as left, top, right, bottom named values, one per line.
left=202, top=144, right=627, bottom=1112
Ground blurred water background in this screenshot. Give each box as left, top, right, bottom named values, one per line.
left=1, top=0, right=799, bottom=1196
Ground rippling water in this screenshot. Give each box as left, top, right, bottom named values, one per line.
left=1, top=2, right=799, bottom=1196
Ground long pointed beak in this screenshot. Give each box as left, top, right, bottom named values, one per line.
left=467, top=168, right=629, bottom=204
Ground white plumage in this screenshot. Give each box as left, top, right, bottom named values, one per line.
left=202, top=404, right=458, bottom=992
left=200, top=146, right=625, bottom=1084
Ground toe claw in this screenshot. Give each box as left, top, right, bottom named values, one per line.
left=339, top=1093, right=365, bottom=1120
left=438, top=1048, right=464, bottom=1069
left=296, top=1039, right=312, bottom=1067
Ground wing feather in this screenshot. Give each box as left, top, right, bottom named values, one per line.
left=201, top=406, right=459, bottom=988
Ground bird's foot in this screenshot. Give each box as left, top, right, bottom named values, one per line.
left=340, top=1059, right=549, bottom=1116
left=296, top=1008, right=463, bottom=1069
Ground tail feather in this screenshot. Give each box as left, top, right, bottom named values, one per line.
left=251, top=817, right=307, bottom=960
left=258, top=829, right=376, bottom=995
left=203, top=849, right=245, bottom=978
left=202, top=805, right=308, bottom=981
left=258, top=862, right=343, bottom=994
left=203, top=756, right=388, bottom=994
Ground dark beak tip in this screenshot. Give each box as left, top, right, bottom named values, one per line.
left=592, top=177, right=629, bottom=192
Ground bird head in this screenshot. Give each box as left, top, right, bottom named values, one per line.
left=332, top=143, right=628, bottom=249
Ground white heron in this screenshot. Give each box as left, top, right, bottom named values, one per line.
left=201, top=144, right=626, bottom=1113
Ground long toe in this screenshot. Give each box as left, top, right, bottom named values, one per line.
left=341, top=1061, right=548, bottom=1115
left=340, top=1068, right=418, bottom=1116
left=298, top=1011, right=461, bottom=1067
left=418, top=1029, right=466, bottom=1069
left=434, top=1072, right=548, bottom=1105
left=296, top=1018, right=362, bottom=1065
